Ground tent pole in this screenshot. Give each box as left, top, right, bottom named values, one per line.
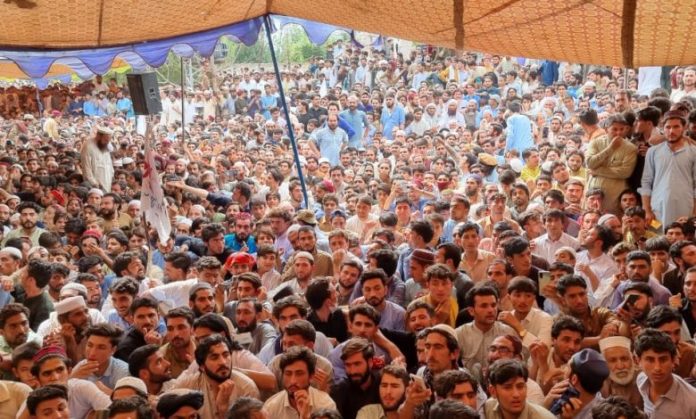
left=263, top=15, right=309, bottom=207
left=180, top=57, right=186, bottom=144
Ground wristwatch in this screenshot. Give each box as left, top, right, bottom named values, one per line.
left=519, top=329, right=528, bottom=339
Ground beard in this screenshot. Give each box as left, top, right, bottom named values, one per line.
left=338, top=278, right=356, bottom=289
left=349, top=369, right=372, bottom=386
left=204, top=365, right=231, bottom=383
left=149, top=370, right=172, bottom=384
left=96, top=139, right=109, bottom=151
left=610, top=367, right=636, bottom=386
left=99, top=208, right=116, bottom=219
left=21, top=221, right=35, bottom=230
left=7, top=333, right=27, bottom=348
left=382, top=394, right=406, bottom=412
left=170, top=336, right=189, bottom=349
left=367, top=296, right=385, bottom=307
left=236, top=320, right=256, bottom=333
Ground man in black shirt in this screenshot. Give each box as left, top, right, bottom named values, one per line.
left=330, top=337, right=380, bottom=419
left=18, top=259, right=54, bottom=331
left=678, top=267, right=696, bottom=337
left=115, top=296, right=162, bottom=361
left=306, top=278, right=349, bottom=344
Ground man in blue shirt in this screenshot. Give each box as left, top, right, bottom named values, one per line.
left=115, top=91, right=134, bottom=118
left=310, top=114, right=348, bottom=166
left=260, top=85, right=277, bottom=120
left=339, top=95, right=368, bottom=148
left=505, top=101, right=534, bottom=156
left=83, top=93, right=99, bottom=117
left=380, top=94, right=405, bottom=141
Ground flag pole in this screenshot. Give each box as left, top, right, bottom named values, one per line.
left=263, top=15, right=309, bottom=207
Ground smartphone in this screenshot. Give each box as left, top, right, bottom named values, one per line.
left=621, top=293, right=640, bottom=309
left=538, top=271, right=552, bottom=290
left=550, top=385, right=580, bottom=415
left=410, top=374, right=426, bottom=390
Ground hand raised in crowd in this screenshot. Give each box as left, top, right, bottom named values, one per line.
left=70, top=360, right=100, bottom=380
left=670, top=293, right=683, bottom=309
left=543, top=378, right=570, bottom=409
left=497, top=310, right=522, bottom=333
left=403, top=380, right=431, bottom=409
left=559, top=397, right=583, bottom=419
left=60, top=323, right=77, bottom=343
left=215, top=379, right=236, bottom=416
left=0, top=276, right=13, bottom=292
left=311, top=367, right=330, bottom=392
left=143, top=327, right=163, bottom=345
left=599, top=322, right=619, bottom=338
left=293, top=388, right=312, bottom=419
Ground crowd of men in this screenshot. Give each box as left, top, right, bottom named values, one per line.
left=0, top=41, right=696, bottom=419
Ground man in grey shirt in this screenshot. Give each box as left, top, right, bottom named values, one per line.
left=635, top=329, right=696, bottom=418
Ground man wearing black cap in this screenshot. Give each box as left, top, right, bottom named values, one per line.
left=545, top=348, right=609, bottom=418
left=157, top=389, right=204, bottom=419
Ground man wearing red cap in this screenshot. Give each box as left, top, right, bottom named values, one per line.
left=21, top=346, right=111, bottom=419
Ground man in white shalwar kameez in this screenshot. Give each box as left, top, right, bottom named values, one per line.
left=81, top=126, right=114, bottom=192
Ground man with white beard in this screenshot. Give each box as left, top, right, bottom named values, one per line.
left=599, top=336, right=643, bottom=409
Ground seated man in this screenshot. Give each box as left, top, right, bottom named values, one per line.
left=413, top=264, right=458, bottom=327
left=263, top=346, right=336, bottom=418
left=484, top=359, right=554, bottom=419
left=544, top=348, right=609, bottom=416
left=356, top=365, right=410, bottom=419
left=455, top=285, right=516, bottom=376
left=170, top=335, right=259, bottom=418
left=26, top=385, right=70, bottom=419
left=267, top=320, right=333, bottom=392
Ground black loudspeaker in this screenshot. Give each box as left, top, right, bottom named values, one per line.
left=126, top=73, right=163, bottom=115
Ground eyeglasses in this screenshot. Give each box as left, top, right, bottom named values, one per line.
left=488, top=345, right=512, bottom=355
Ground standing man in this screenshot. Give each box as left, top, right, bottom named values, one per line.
left=310, top=114, right=348, bottom=167
left=505, top=101, right=533, bottom=155
left=81, top=126, right=114, bottom=191
left=585, top=115, right=637, bottom=215
left=640, top=111, right=696, bottom=226
left=340, top=95, right=369, bottom=148
left=380, top=93, right=405, bottom=141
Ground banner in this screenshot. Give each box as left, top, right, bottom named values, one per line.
left=141, top=134, right=171, bottom=245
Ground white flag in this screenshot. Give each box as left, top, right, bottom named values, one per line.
left=141, top=136, right=171, bottom=245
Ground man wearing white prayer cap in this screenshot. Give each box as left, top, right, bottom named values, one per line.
left=0, top=247, right=22, bottom=276
left=52, top=296, right=91, bottom=358
left=36, top=286, right=107, bottom=339
left=598, top=336, right=642, bottom=408
left=81, top=125, right=114, bottom=191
